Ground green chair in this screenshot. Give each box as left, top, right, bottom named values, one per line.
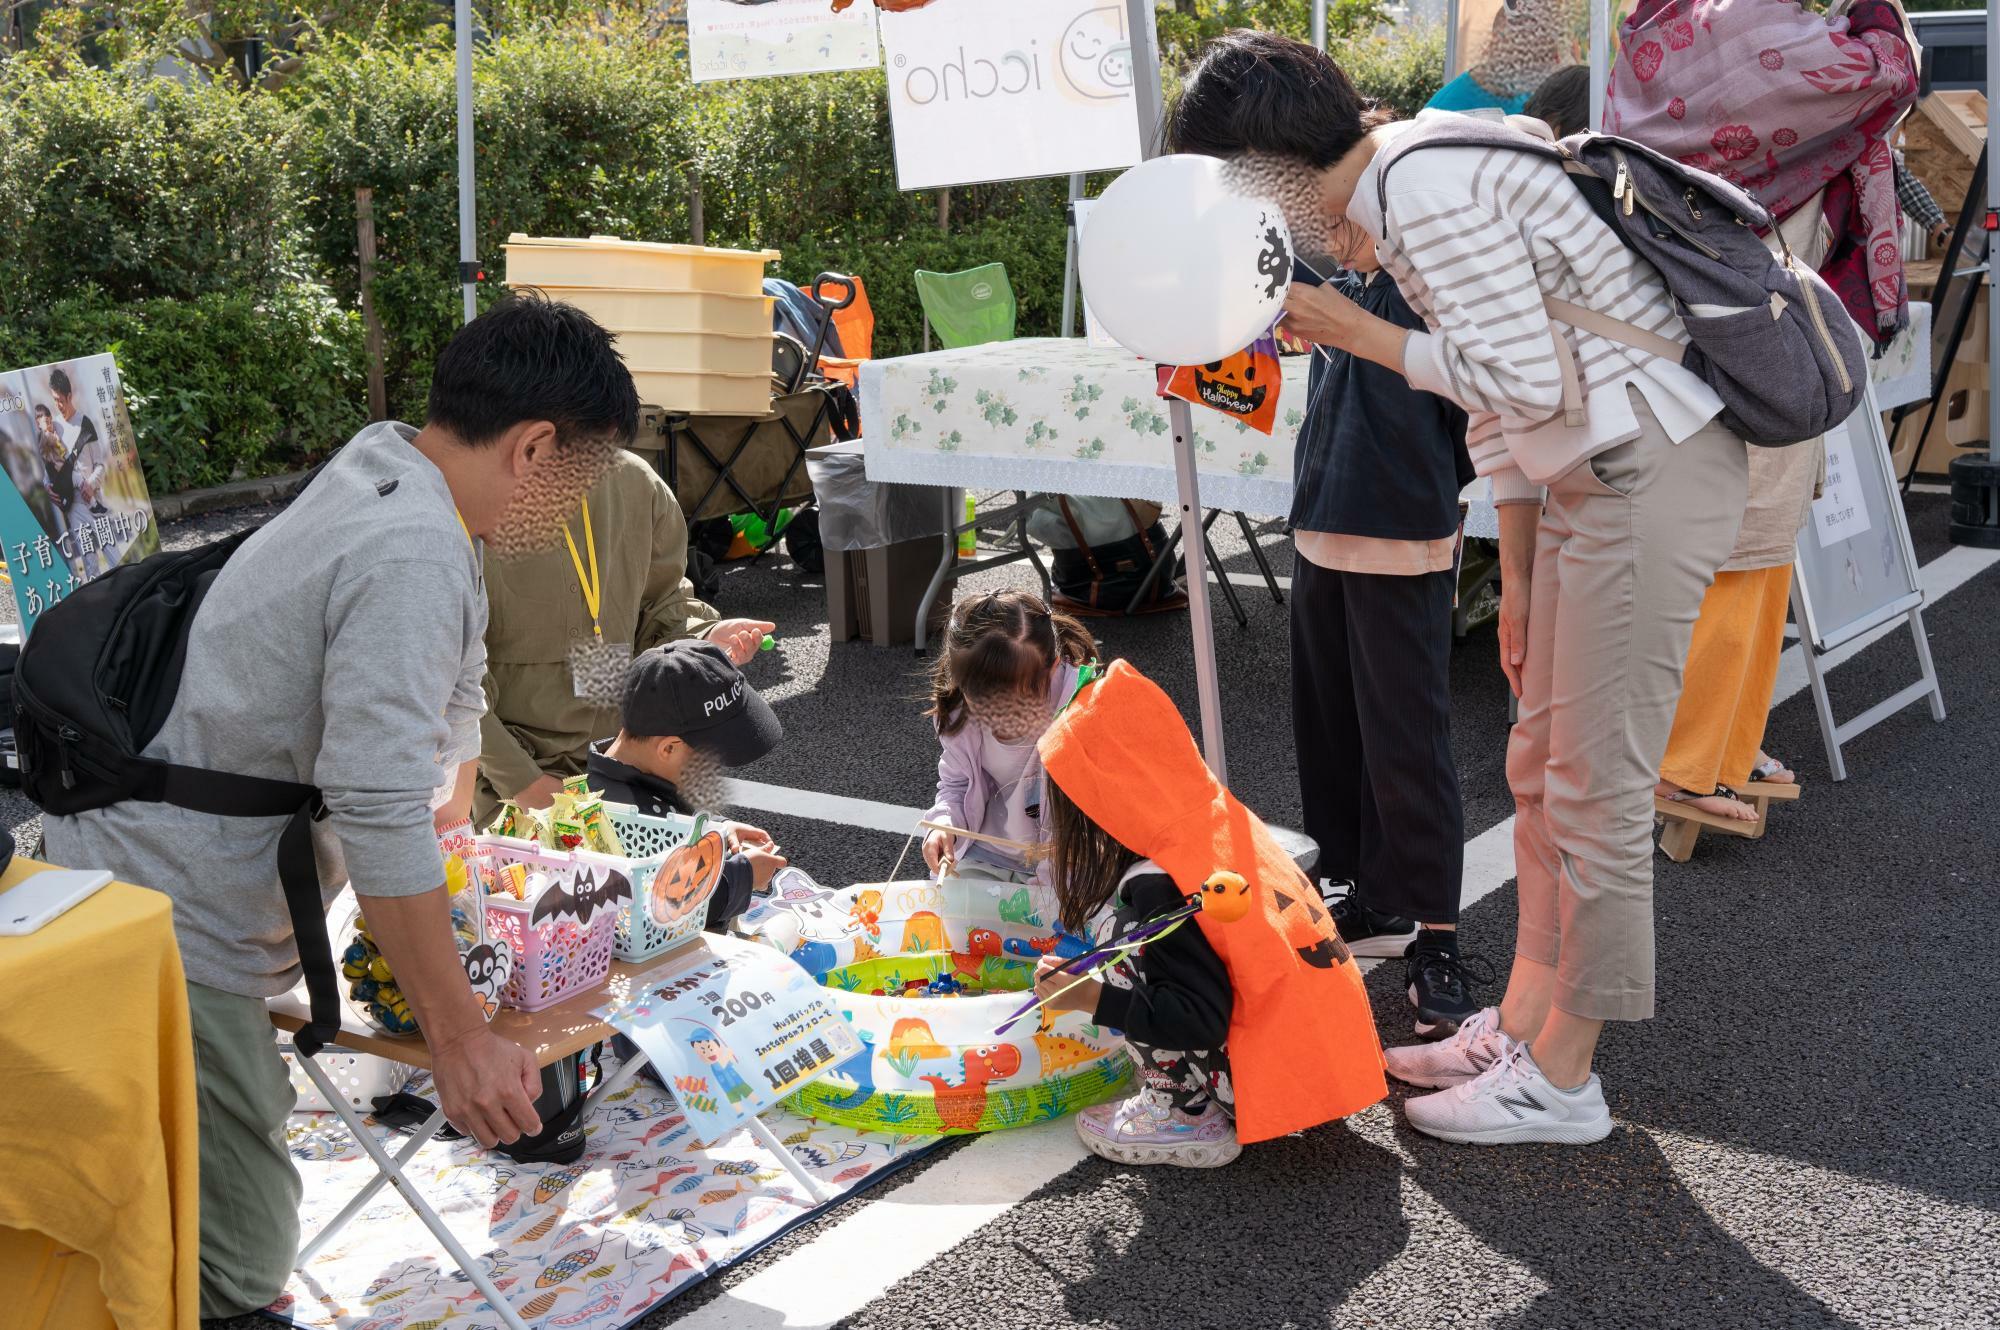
left=915, top=263, right=1018, bottom=351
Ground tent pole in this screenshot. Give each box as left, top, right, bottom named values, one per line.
left=1168, top=398, right=1229, bottom=781
left=1444, top=0, right=1461, bottom=81
left=1062, top=173, right=1085, bottom=338
left=455, top=0, right=478, bottom=325
left=1988, top=3, right=1998, bottom=467
left=1123, top=0, right=1227, bottom=777
left=1588, top=0, right=1609, bottom=133
left=1312, top=0, right=1327, bottom=50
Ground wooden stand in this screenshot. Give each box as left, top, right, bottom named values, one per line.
left=1655, top=780, right=1802, bottom=863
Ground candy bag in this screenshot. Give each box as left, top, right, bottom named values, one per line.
left=1159, top=332, right=1282, bottom=435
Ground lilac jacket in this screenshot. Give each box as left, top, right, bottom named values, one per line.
left=926, top=661, right=1086, bottom=870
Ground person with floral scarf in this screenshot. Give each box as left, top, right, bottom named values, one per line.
left=1604, top=0, right=1921, bottom=344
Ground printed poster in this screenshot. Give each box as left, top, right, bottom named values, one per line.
left=0, top=354, right=161, bottom=634
left=688, top=0, right=880, bottom=84
left=880, top=0, right=1146, bottom=189
left=598, top=934, right=861, bottom=1145
left=1812, top=428, right=1875, bottom=549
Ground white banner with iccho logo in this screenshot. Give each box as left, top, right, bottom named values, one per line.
left=879, top=0, right=1147, bottom=189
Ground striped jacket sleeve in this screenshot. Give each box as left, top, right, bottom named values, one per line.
left=1386, top=186, right=1567, bottom=420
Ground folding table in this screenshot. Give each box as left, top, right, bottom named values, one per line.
left=269, top=937, right=831, bottom=1330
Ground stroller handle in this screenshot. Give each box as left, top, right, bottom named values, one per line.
left=810, top=272, right=859, bottom=313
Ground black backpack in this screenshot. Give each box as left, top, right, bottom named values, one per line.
left=1376, top=118, right=1867, bottom=447
left=12, top=527, right=343, bottom=1057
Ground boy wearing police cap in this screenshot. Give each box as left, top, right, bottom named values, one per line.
left=586, top=640, right=787, bottom=928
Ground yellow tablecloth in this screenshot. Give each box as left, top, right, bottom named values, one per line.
left=0, top=860, right=199, bottom=1330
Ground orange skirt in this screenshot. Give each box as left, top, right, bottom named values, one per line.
left=1659, top=565, right=1793, bottom=792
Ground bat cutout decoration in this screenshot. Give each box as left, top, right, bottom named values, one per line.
left=531, top=864, right=634, bottom=927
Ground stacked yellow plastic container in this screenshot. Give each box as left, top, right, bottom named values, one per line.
left=504, top=234, right=780, bottom=416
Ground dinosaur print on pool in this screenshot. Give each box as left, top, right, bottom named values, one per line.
left=920, top=1045, right=1025, bottom=1131
left=788, top=939, right=842, bottom=977
left=951, top=928, right=1005, bottom=978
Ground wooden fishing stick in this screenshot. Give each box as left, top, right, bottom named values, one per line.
left=916, top=820, right=1038, bottom=856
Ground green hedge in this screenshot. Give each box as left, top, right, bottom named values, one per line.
left=0, top=283, right=366, bottom=492
left=0, top=18, right=1447, bottom=490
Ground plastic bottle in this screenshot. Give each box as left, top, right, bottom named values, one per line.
left=957, top=491, right=977, bottom=559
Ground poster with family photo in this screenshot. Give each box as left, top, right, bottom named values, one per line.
left=0, top=353, right=161, bottom=633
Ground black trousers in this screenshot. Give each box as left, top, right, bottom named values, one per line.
left=1290, top=559, right=1464, bottom=925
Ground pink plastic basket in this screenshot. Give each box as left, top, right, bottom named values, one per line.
left=476, top=839, right=622, bottom=1012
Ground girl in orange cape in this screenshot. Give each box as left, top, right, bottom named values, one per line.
left=1032, top=660, right=1385, bottom=1166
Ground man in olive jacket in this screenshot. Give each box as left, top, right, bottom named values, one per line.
left=475, top=452, right=772, bottom=823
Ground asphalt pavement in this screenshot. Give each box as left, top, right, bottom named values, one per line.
left=37, top=490, right=1993, bottom=1330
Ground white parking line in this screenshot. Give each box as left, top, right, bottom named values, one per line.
left=672, top=1121, right=1084, bottom=1330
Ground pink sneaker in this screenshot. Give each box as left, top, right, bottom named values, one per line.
left=1075, top=1087, right=1241, bottom=1168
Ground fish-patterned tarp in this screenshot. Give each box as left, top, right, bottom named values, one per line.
left=269, top=1061, right=936, bottom=1329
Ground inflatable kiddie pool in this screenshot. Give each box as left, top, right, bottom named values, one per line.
left=739, top=873, right=1130, bottom=1134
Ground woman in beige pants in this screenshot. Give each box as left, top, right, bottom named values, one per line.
left=1169, top=32, right=1747, bottom=1144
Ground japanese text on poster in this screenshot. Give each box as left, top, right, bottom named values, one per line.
left=1812, top=429, right=1875, bottom=549
left=688, top=0, right=879, bottom=84
left=0, top=354, right=161, bottom=634
left=597, top=935, right=860, bottom=1144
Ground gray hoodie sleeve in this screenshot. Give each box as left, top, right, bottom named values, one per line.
left=316, top=556, right=479, bottom=897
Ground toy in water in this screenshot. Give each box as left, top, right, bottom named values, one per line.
left=766, top=877, right=1128, bottom=1135
left=647, top=816, right=726, bottom=928
left=993, top=871, right=1252, bottom=1037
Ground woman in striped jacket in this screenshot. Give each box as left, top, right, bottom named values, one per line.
left=1169, top=32, right=1748, bottom=1147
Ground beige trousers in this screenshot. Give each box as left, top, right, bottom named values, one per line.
left=1506, top=391, right=1748, bottom=1022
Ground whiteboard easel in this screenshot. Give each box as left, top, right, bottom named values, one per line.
left=1790, top=383, right=1945, bottom=780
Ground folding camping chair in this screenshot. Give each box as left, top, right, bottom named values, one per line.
left=916, top=263, right=1018, bottom=351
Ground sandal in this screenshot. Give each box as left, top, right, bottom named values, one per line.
left=1748, top=755, right=1797, bottom=785
left=1658, top=783, right=1760, bottom=824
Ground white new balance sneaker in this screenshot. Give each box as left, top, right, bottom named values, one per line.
left=1403, top=1042, right=1614, bottom=1146
left=1383, top=1006, right=1512, bottom=1089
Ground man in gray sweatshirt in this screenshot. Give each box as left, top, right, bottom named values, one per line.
left=43, top=292, right=637, bottom=1317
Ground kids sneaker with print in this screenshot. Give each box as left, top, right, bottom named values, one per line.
left=1075, top=1086, right=1242, bottom=1168
left=1402, top=1041, right=1614, bottom=1146
left=1383, top=1006, right=1513, bottom=1089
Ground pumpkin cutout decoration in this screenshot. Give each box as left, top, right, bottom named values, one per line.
left=649, top=823, right=727, bottom=928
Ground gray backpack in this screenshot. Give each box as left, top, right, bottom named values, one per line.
left=1376, top=118, right=1866, bottom=447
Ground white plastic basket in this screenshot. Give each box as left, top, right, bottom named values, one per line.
left=279, top=1035, right=416, bottom=1114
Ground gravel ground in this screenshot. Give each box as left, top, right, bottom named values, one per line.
left=53, top=491, right=1994, bottom=1330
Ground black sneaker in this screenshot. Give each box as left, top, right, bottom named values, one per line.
left=1406, top=932, right=1494, bottom=1040
left=1320, top=880, right=1420, bottom=959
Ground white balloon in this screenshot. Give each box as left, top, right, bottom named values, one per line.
left=1078, top=154, right=1293, bottom=366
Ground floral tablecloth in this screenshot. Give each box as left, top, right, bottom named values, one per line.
left=858, top=339, right=1309, bottom=518
left=859, top=339, right=1503, bottom=534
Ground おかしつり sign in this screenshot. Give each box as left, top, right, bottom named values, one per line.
left=597, top=933, right=861, bottom=1144
left=878, top=0, right=1146, bottom=190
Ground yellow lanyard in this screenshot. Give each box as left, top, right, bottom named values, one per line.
left=562, top=498, right=604, bottom=641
